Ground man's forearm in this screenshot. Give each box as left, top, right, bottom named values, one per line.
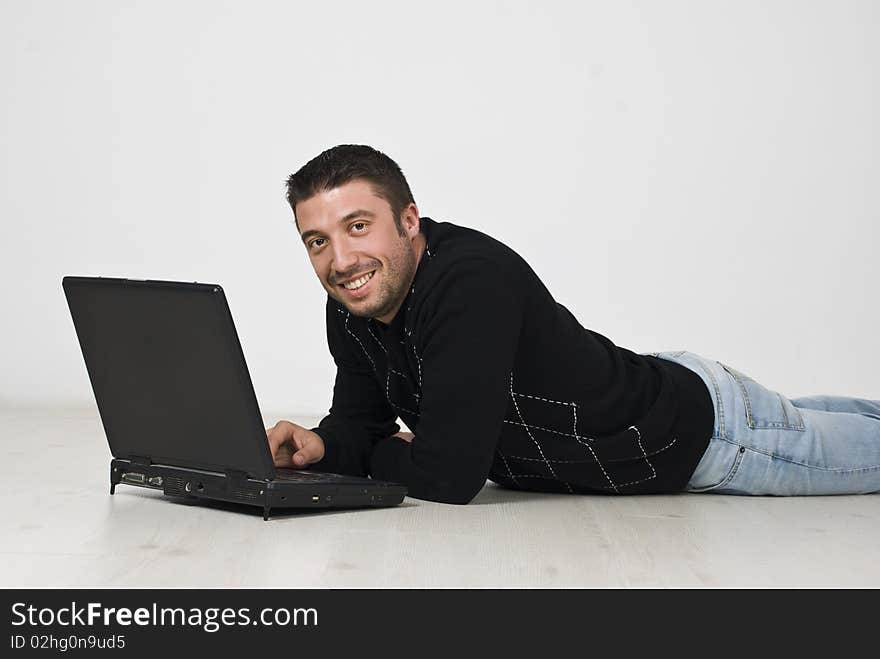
left=310, top=415, right=400, bottom=476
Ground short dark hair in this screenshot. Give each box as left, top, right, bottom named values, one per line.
left=285, top=144, right=416, bottom=233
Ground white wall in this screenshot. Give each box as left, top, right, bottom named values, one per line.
left=1, top=0, right=878, bottom=419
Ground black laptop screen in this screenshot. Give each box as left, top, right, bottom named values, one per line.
left=62, top=277, right=273, bottom=479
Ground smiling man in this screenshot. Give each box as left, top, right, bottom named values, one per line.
left=266, top=144, right=880, bottom=504
left=298, top=192, right=424, bottom=326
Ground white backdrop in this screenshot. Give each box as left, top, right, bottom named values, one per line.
left=1, top=0, right=877, bottom=418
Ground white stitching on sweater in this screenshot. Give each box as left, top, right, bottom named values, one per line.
left=510, top=372, right=574, bottom=493
left=412, top=344, right=422, bottom=390
left=385, top=368, right=418, bottom=415
left=502, top=419, right=593, bottom=441
left=403, top=244, right=431, bottom=337
left=404, top=282, right=416, bottom=331
left=622, top=425, right=658, bottom=486
left=366, top=321, right=387, bottom=354
left=504, top=407, right=675, bottom=492
left=572, top=402, right=618, bottom=493
left=344, top=312, right=376, bottom=373
left=507, top=455, right=600, bottom=464
left=497, top=450, right=520, bottom=486
left=620, top=437, right=678, bottom=487
left=499, top=473, right=565, bottom=480
left=588, top=431, right=672, bottom=489
left=513, top=391, right=575, bottom=406
left=508, top=438, right=678, bottom=467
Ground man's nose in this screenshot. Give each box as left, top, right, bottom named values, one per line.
left=330, top=240, right=358, bottom=277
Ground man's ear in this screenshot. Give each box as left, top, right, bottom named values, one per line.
left=402, top=204, right=420, bottom=237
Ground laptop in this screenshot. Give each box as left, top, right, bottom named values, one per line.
left=62, top=276, right=407, bottom=520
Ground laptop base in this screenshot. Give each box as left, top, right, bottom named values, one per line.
left=109, top=459, right=407, bottom=520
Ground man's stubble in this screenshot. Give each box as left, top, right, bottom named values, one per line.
left=332, top=232, right=418, bottom=322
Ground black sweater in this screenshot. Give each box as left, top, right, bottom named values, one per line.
left=310, top=217, right=714, bottom=504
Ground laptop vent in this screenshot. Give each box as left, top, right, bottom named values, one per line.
left=163, top=477, right=187, bottom=496
left=231, top=488, right=259, bottom=502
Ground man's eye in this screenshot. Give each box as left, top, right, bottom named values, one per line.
left=352, top=222, right=367, bottom=232
left=309, top=238, right=325, bottom=249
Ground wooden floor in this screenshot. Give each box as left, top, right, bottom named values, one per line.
left=2, top=402, right=877, bottom=588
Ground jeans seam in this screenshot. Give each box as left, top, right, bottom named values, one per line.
left=720, top=446, right=746, bottom=487
left=738, top=442, right=880, bottom=472
left=690, top=356, right=725, bottom=438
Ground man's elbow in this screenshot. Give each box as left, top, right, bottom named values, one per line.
left=370, top=452, right=487, bottom=504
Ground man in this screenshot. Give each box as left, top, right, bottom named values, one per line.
left=266, top=144, right=880, bottom=504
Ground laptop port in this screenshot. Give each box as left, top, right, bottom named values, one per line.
left=311, top=495, right=320, bottom=502
left=121, top=472, right=146, bottom=485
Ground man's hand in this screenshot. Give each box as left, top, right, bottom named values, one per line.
left=266, top=420, right=325, bottom=468
left=393, top=431, right=415, bottom=443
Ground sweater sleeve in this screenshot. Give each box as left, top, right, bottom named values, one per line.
left=368, top=257, right=524, bottom=504
left=310, top=298, right=400, bottom=476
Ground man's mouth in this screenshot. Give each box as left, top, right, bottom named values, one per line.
left=338, top=270, right=376, bottom=291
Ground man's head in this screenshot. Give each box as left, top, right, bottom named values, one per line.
left=286, top=145, right=425, bottom=324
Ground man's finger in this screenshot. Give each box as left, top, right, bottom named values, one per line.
left=273, top=441, right=294, bottom=466
left=292, top=441, right=321, bottom=467
left=292, top=449, right=311, bottom=466
left=266, top=423, right=292, bottom=457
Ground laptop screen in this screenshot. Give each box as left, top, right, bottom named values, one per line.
left=62, top=277, right=274, bottom=479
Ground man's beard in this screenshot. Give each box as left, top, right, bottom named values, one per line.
left=332, top=237, right=417, bottom=321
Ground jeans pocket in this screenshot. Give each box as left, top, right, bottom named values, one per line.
left=718, top=362, right=806, bottom=431
left=687, top=440, right=746, bottom=492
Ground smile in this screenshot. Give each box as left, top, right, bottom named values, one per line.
left=340, top=270, right=375, bottom=291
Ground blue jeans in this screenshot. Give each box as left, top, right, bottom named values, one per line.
left=646, top=350, right=880, bottom=495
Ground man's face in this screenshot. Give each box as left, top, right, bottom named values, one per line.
left=296, top=179, right=422, bottom=323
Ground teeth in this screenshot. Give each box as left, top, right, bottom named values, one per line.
left=342, top=271, right=374, bottom=290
